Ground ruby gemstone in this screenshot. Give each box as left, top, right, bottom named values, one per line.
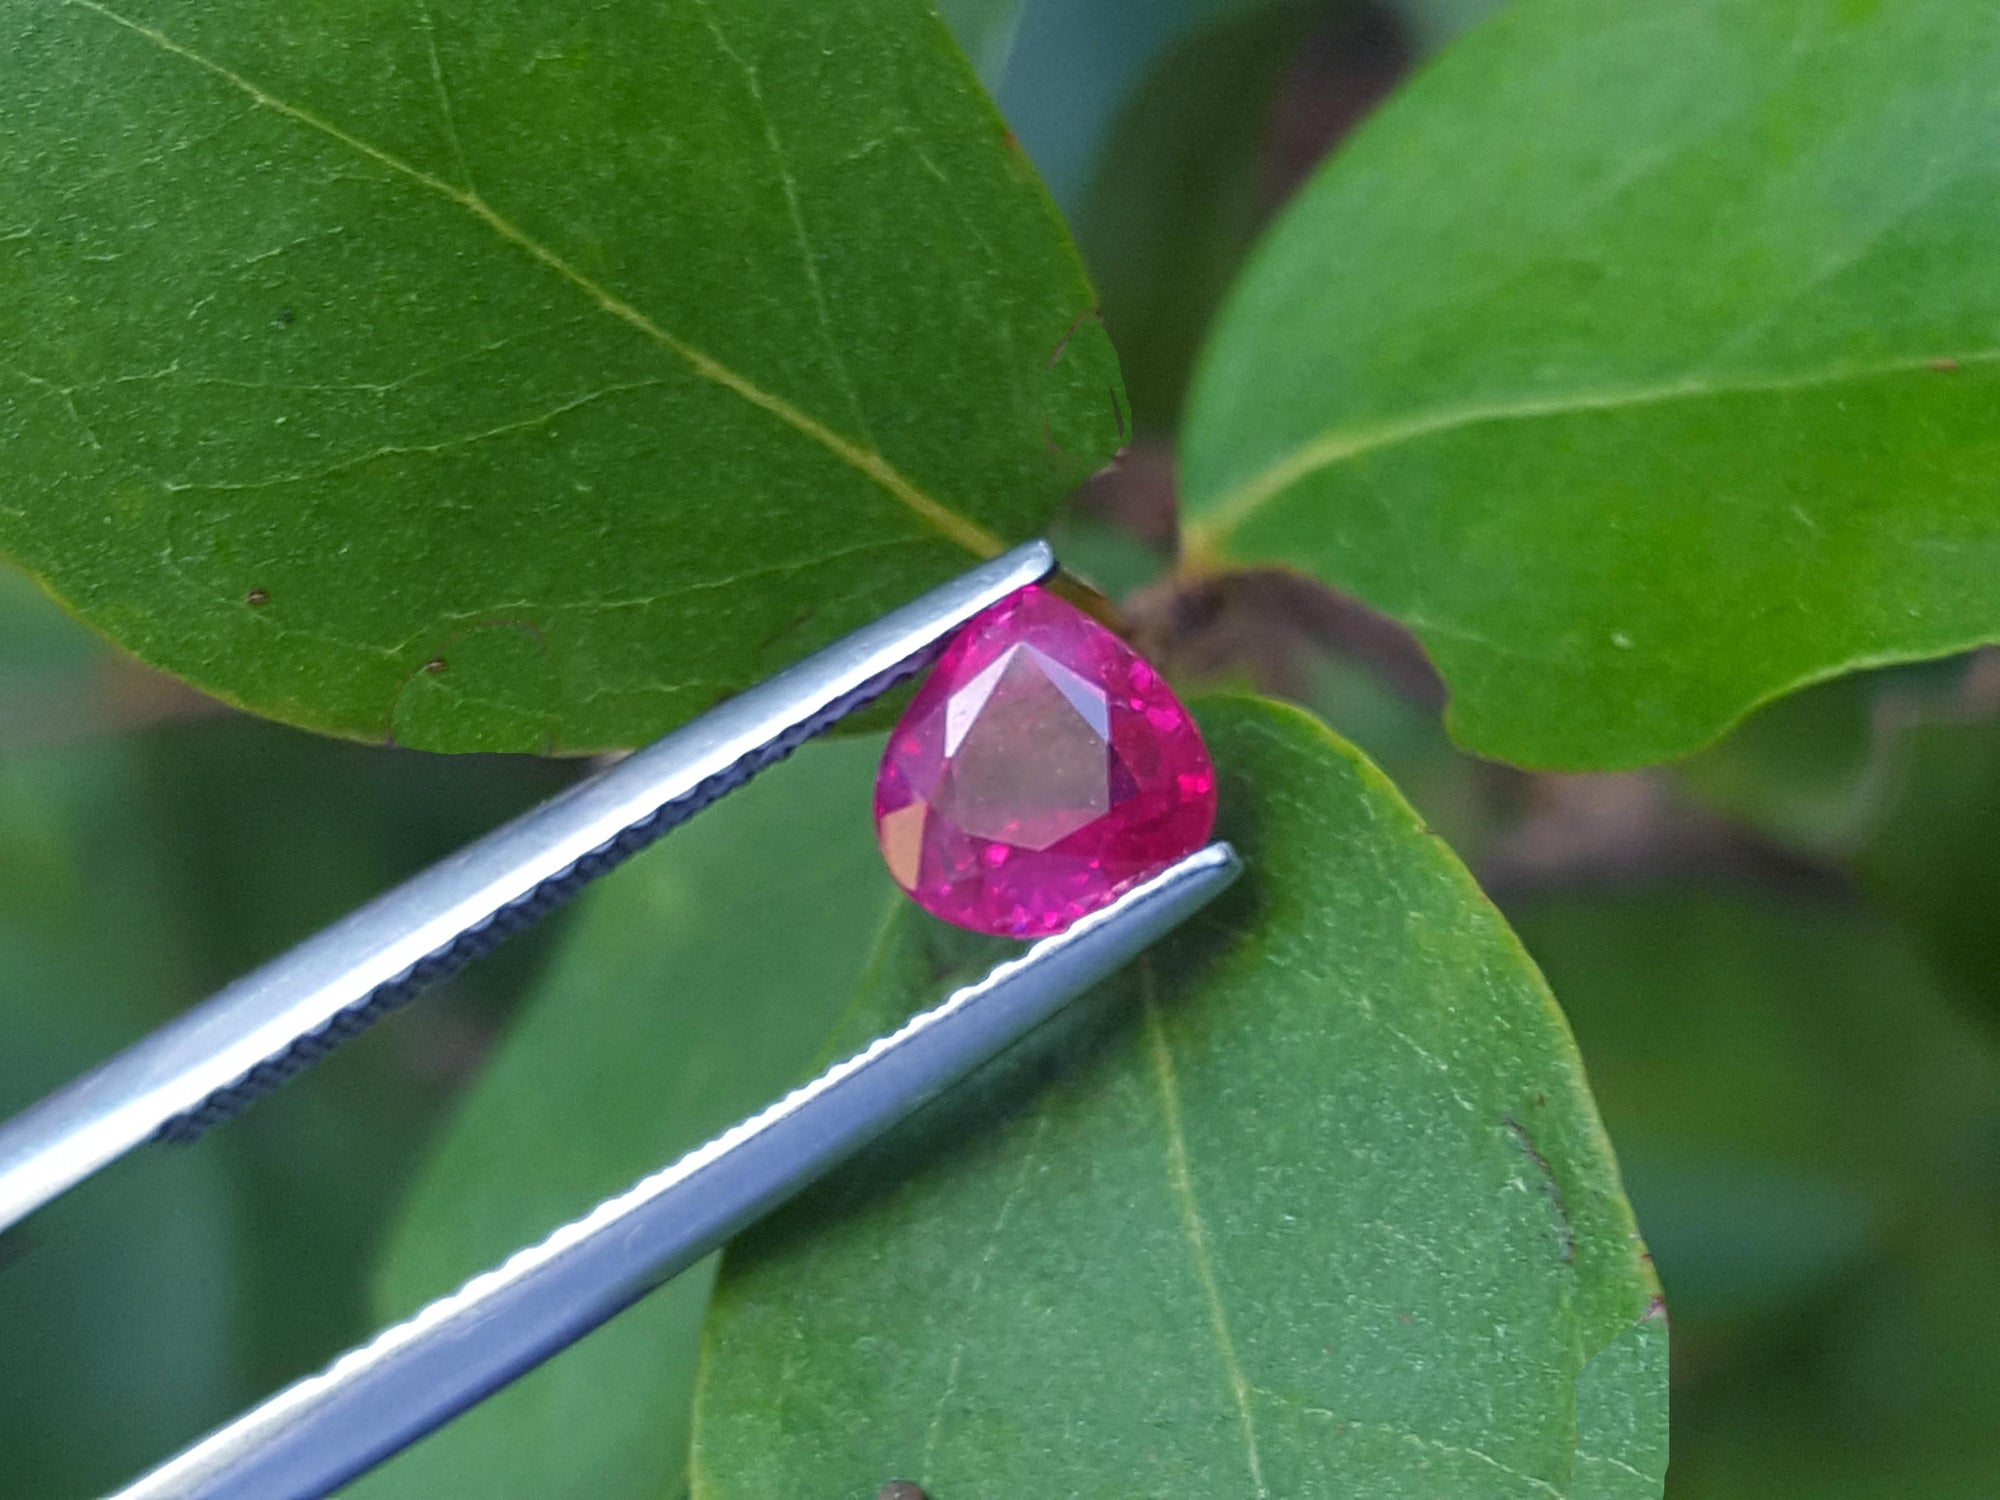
left=874, top=585, right=1217, bottom=938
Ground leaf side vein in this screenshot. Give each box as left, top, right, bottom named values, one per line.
left=1573, top=1448, right=1650, bottom=1483
left=1293, top=1412, right=1565, bottom=1498
left=415, top=0, right=475, bottom=194
left=920, top=1113, right=1048, bottom=1477
left=690, top=0, right=875, bottom=446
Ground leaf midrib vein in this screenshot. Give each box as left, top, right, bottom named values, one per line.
left=1194, top=348, right=2000, bottom=551
left=65, top=0, right=1003, bottom=560
left=1143, top=977, right=1268, bottom=1499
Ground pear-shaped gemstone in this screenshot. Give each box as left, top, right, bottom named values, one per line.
left=874, top=586, right=1217, bottom=937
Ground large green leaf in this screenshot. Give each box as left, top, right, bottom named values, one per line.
left=0, top=0, right=1122, bottom=751
left=1181, top=0, right=2000, bottom=770
left=689, top=697, right=1665, bottom=1497
left=354, top=733, right=892, bottom=1500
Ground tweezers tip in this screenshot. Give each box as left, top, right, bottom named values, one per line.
left=1163, top=841, right=1244, bottom=893
left=1193, top=840, right=1242, bottom=874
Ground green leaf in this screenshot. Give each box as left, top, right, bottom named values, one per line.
left=1181, top=0, right=2000, bottom=770
left=0, top=574, right=577, bottom=1379
left=353, top=732, right=893, bottom=1500
left=1670, top=675, right=1882, bottom=855
left=0, top=739, right=239, bottom=1496
left=0, top=585, right=566, bottom=1481
left=994, top=0, right=1288, bottom=212
left=1078, top=0, right=1318, bottom=429
left=1853, top=709, right=2000, bottom=1023
left=1300, top=649, right=1499, bottom=866
left=0, top=0, right=1122, bottom=752
left=1509, top=887, right=1991, bottom=1324
left=0, top=560, right=103, bottom=707
left=689, top=696, right=1665, bottom=1497
left=0, top=1117, right=241, bottom=1498
left=1509, top=886, right=2000, bottom=1496
left=132, top=712, right=575, bottom=1389
left=1670, top=657, right=1971, bottom=854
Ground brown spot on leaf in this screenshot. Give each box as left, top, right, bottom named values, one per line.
left=1504, top=1113, right=1576, bottom=1265
left=877, top=1483, right=929, bottom=1500
left=245, top=587, right=269, bottom=606
left=1930, top=356, right=1961, bottom=372
left=1047, top=307, right=1099, bottom=370
left=423, top=657, right=447, bottom=674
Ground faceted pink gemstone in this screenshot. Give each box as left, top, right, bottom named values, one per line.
left=874, top=585, right=1217, bottom=938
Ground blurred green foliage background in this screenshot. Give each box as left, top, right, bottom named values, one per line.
left=4, top=1, right=1995, bottom=1495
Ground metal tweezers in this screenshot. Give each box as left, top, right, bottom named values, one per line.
left=0, top=540, right=1242, bottom=1499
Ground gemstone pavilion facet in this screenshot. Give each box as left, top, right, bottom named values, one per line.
left=874, top=585, right=1217, bottom=937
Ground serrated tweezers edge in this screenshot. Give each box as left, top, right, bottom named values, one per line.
left=112, top=841, right=1242, bottom=1500
left=0, top=541, right=1056, bottom=1233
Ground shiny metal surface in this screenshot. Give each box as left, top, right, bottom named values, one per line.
left=112, top=843, right=1242, bottom=1500
left=0, top=542, right=1055, bottom=1234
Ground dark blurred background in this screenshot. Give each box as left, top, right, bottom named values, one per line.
left=5, top=2, right=1997, bottom=1495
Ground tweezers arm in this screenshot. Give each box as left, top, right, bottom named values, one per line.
left=0, top=542, right=1054, bottom=1234
left=113, top=843, right=1242, bottom=1500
